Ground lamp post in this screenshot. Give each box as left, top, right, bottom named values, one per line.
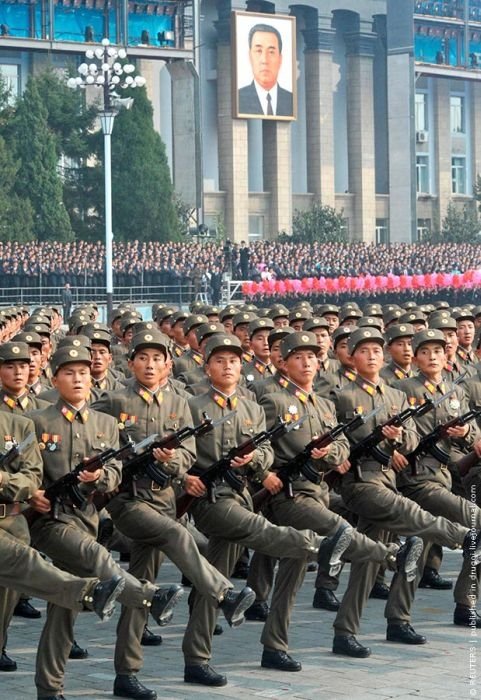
left=67, top=38, right=146, bottom=319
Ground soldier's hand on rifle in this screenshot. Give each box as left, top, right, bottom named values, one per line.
left=78, top=469, right=101, bottom=483
left=183, top=474, right=207, bottom=497
left=262, top=472, right=283, bottom=494
left=29, top=489, right=51, bottom=513
left=230, top=452, right=254, bottom=469
left=382, top=424, right=403, bottom=441
left=390, top=450, right=408, bottom=473
left=153, top=446, right=176, bottom=463
left=334, top=459, right=351, bottom=475
left=311, top=443, right=331, bottom=459
left=446, top=424, right=469, bottom=439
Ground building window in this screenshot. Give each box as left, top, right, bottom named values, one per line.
left=415, top=92, right=427, bottom=132
left=248, top=215, right=264, bottom=241
left=0, top=64, right=20, bottom=104
left=417, top=218, right=431, bottom=241
left=452, top=156, right=466, bottom=194
left=375, top=219, right=389, bottom=244
left=450, top=95, right=465, bottom=134
left=416, top=155, right=430, bottom=194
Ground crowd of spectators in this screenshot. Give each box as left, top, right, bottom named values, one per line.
left=0, top=239, right=481, bottom=290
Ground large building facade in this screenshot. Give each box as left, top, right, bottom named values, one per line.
left=1, top=0, right=481, bottom=243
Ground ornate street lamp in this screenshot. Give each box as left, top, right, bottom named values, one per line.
left=67, top=38, right=146, bottom=318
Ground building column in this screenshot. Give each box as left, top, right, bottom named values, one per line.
left=470, top=82, right=481, bottom=191
left=386, top=0, right=416, bottom=243
left=433, top=77, right=451, bottom=229
left=262, top=120, right=292, bottom=237
left=216, top=1, right=249, bottom=242
left=302, top=21, right=336, bottom=207
left=345, top=31, right=377, bottom=242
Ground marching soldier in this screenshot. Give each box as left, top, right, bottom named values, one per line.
left=94, top=330, right=254, bottom=700
left=331, top=328, right=481, bottom=658
left=394, top=329, right=481, bottom=628
left=181, top=334, right=353, bottom=686
left=27, top=345, right=182, bottom=700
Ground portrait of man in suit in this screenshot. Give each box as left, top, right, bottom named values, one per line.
left=234, top=13, right=296, bottom=120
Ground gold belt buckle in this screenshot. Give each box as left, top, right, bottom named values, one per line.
left=381, top=465, right=390, bottom=473
left=0, top=504, right=6, bottom=518
left=151, top=481, right=161, bottom=491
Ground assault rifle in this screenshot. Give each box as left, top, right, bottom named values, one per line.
left=121, top=412, right=234, bottom=495
left=349, top=390, right=455, bottom=480
left=252, top=407, right=380, bottom=512
left=25, top=440, right=133, bottom=524
left=176, top=415, right=307, bottom=518
left=408, top=405, right=481, bottom=476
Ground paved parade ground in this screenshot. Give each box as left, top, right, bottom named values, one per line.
left=2, top=549, right=476, bottom=700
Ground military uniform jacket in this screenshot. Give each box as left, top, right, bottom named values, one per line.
left=93, top=381, right=195, bottom=512
left=443, top=358, right=476, bottom=382
left=0, top=412, right=42, bottom=512
left=379, top=363, right=415, bottom=386
left=259, top=379, right=350, bottom=496
left=393, top=374, right=478, bottom=486
left=250, top=373, right=286, bottom=402
left=314, top=365, right=357, bottom=399
left=173, top=348, right=203, bottom=378
left=242, top=357, right=275, bottom=384
left=188, top=376, right=256, bottom=400
left=188, top=386, right=274, bottom=491
left=90, top=372, right=125, bottom=402
left=177, top=364, right=206, bottom=388
left=0, top=389, right=50, bottom=415
left=29, top=399, right=121, bottom=529
left=316, top=357, right=340, bottom=379
left=335, top=375, right=418, bottom=484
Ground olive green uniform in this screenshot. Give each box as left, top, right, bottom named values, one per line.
left=29, top=400, right=160, bottom=698
left=333, top=376, right=470, bottom=639
left=93, top=382, right=234, bottom=677
left=0, top=413, right=103, bottom=637
left=182, top=387, right=324, bottom=665
left=395, top=374, right=481, bottom=609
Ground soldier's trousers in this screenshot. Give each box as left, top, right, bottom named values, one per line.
left=30, top=516, right=158, bottom=696
left=107, top=496, right=233, bottom=675
left=400, top=478, right=481, bottom=609
left=0, top=515, right=30, bottom=652
left=182, top=488, right=322, bottom=665
left=334, top=469, right=469, bottom=638
left=0, top=518, right=95, bottom=611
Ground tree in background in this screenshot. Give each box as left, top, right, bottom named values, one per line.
left=440, top=202, right=480, bottom=243
left=90, top=86, right=179, bottom=243
left=281, top=204, right=347, bottom=244
left=11, top=79, right=73, bottom=241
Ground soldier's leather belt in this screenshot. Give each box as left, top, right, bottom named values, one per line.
left=127, top=477, right=171, bottom=491
left=0, top=502, right=23, bottom=518
left=417, top=461, right=449, bottom=473
left=359, top=462, right=391, bottom=473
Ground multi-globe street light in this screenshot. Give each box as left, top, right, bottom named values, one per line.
left=67, top=38, right=146, bottom=318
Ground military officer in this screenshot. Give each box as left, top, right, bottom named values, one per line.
left=27, top=345, right=182, bottom=700
left=331, top=328, right=480, bottom=658
left=93, top=330, right=254, bottom=700
left=394, top=329, right=481, bottom=628
left=181, top=334, right=354, bottom=686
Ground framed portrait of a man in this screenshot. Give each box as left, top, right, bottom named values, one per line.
left=232, top=10, right=296, bottom=121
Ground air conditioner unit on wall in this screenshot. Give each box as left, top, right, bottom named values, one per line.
left=416, top=130, right=429, bottom=143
